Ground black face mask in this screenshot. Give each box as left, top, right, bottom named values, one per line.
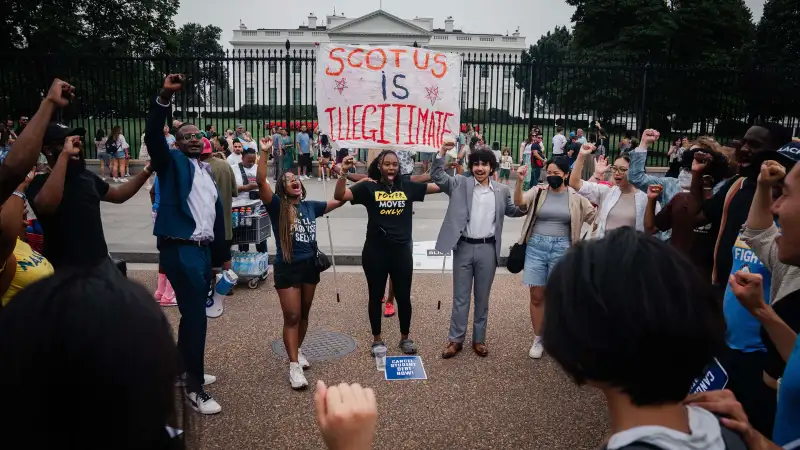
left=546, top=175, right=564, bottom=189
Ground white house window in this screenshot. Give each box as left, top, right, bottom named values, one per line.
left=269, top=88, right=278, bottom=104
left=245, top=88, right=255, bottom=105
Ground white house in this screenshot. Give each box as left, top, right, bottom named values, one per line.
left=228, top=9, right=528, bottom=113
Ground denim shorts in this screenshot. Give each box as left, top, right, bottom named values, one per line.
left=113, top=150, right=126, bottom=159
left=522, top=234, right=571, bottom=287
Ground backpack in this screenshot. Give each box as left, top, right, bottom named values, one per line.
left=603, top=417, right=747, bottom=450
left=105, top=138, right=118, bottom=153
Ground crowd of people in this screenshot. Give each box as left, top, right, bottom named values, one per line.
left=0, top=74, right=799, bottom=450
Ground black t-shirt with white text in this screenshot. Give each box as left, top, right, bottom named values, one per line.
left=350, top=180, right=427, bottom=245
left=26, top=169, right=111, bottom=269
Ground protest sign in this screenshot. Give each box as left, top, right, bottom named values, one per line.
left=385, top=356, right=427, bottom=381
left=688, top=358, right=729, bottom=394
left=316, top=44, right=462, bottom=152
left=413, top=241, right=453, bottom=270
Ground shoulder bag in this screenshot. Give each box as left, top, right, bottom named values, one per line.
left=506, top=189, right=543, bottom=274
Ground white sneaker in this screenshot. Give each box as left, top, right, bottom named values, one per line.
left=289, top=362, right=308, bottom=390
left=529, top=339, right=544, bottom=359
left=186, top=390, right=222, bottom=415
left=112, top=177, right=119, bottom=182
left=120, top=178, right=129, bottom=183
left=317, top=177, right=322, bottom=181
left=298, top=349, right=310, bottom=369
left=101, top=176, right=106, bottom=181
left=176, top=373, right=218, bottom=387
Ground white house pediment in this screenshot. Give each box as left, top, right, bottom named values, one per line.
left=328, top=11, right=430, bottom=36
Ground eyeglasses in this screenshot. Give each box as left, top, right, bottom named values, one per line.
left=181, top=133, right=204, bottom=141
left=611, top=166, right=629, bottom=173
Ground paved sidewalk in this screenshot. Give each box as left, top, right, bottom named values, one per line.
left=128, top=267, right=610, bottom=449
left=103, top=177, right=527, bottom=264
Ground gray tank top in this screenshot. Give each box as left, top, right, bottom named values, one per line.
left=532, top=190, right=571, bottom=237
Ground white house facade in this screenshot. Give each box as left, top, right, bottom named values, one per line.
left=228, top=10, right=528, bottom=113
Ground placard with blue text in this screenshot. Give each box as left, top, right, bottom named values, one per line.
left=384, top=356, right=427, bottom=381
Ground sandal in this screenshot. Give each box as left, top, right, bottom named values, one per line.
left=399, top=339, right=418, bottom=355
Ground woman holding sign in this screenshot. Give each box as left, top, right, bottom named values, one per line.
left=334, top=151, right=441, bottom=356
left=256, top=137, right=348, bottom=390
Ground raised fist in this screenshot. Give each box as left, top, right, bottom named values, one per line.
left=640, top=129, right=660, bottom=146
left=757, top=160, right=786, bottom=187
left=341, top=155, right=355, bottom=170
left=647, top=184, right=663, bottom=200
left=259, top=136, right=273, bottom=152
left=45, top=79, right=75, bottom=108
left=580, top=143, right=596, bottom=155
left=162, top=74, right=185, bottom=93
left=517, top=164, right=528, bottom=178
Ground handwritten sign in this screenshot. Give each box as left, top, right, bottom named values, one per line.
left=385, top=356, right=427, bottom=381
left=316, top=44, right=462, bottom=152
left=689, top=358, right=729, bottom=394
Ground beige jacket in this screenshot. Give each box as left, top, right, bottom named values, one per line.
left=516, top=185, right=596, bottom=245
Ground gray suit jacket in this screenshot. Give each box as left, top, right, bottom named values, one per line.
left=429, top=155, right=527, bottom=263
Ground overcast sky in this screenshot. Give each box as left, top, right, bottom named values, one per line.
left=175, top=0, right=767, bottom=49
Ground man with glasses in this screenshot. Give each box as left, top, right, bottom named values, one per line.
left=144, top=74, right=227, bottom=415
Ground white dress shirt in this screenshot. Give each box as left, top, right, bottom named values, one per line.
left=188, top=159, right=219, bottom=241
left=227, top=153, right=243, bottom=166
left=464, top=178, right=495, bottom=239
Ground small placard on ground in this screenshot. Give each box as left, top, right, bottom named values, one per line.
left=385, top=356, right=427, bottom=381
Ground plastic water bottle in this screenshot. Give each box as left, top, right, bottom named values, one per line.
left=373, top=344, right=387, bottom=371
left=245, top=207, right=253, bottom=227
left=232, top=208, right=239, bottom=228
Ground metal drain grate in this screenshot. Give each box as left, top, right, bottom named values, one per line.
left=271, top=330, right=357, bottom=361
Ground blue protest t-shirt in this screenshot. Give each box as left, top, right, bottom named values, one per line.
left=266, top=196, right=326, bottom=265
left=152, top=176, right=161, bottom=212
left=774, top=337, right=800, bottom=446
left=723, top=234, right=772, bottom=352
left=297, top=133, right=311, bottom=154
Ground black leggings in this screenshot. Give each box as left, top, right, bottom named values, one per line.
left=362, top=237, right=413, bottom=337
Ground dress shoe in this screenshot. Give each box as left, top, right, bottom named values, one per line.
left=472, top=342, right=489, bottom=357
left=441, top=342, right=463, bottom=359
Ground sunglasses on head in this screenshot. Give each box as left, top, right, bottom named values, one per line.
left=181, top=132, right=204, bottom=141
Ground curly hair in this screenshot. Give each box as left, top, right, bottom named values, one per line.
left=367, top=150, right=399, bottom=182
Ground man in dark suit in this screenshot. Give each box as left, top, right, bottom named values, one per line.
left=144, top=74, right=226, bottom=415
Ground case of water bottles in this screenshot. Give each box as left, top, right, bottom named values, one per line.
left=232, top=200, right=271, bottom=245
left=231, top=252, right=270, bottom=277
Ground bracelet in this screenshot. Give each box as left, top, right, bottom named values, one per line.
left=12, top=191, right=26, bottom=201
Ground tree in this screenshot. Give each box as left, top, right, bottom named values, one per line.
left=0, top=0, right=179, bottom=55
left=566, top=0, right=675, bottom=62
left=164, top=23, right=229, bottom=108
left=669, top=0, right=754, bottom=66
left=749, top=0, right=800, bottom=122
left=512, top=26, right=572, bottom=115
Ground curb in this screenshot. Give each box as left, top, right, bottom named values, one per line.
left=110, top=252, right=512, bottom=267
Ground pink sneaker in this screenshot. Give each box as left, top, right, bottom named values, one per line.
left=154, top=274, right=166, bottom=300
left=384, top=302, right=395, bottom=317
left=160, top=282, right=177, bottom=307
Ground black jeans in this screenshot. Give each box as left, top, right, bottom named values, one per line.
left=362, top=237, right=413, bottom=337
left=718, top=347, right=776, bottom=438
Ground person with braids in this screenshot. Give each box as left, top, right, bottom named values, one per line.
left=257, top=137, right=348, bottom=390
left=334, top=150, right=441, bottom=356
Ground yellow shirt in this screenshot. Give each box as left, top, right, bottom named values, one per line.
left=1, top=239, right=54, bottom=306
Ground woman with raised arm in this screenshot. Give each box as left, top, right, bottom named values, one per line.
left=256, top=137, right=347, bottom=391
left=513, top=158, right=595, bottom=360
left=333, top=151, right=441, bottom=356
left=569, top=143, right=656, bottom=238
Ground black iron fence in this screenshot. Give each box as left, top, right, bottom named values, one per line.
left=1, top=45, right=798, bottom=166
